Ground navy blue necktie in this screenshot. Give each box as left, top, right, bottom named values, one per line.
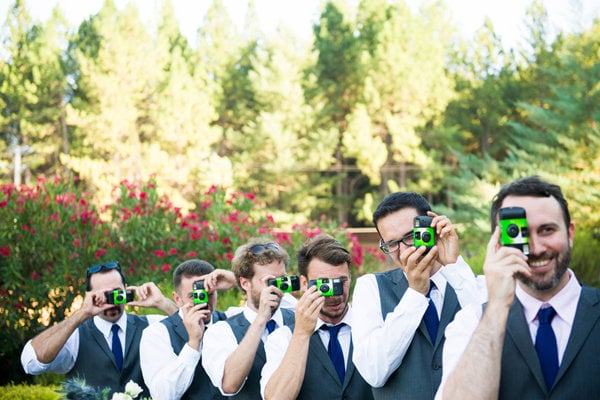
left=321, top=323, right=346, bottom=383
left=423, top=281, right=439, bottom=343
left=266, top=319, right=277, bottom=334
left=535, top=306, right=558, bottom=389
left=111, top=324, right=123, bottom=371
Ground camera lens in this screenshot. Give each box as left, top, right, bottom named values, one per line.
left=199, top=292, right=206, bottom=300
left=116, top=294, right=124, bottom=302
left=507, top=224, right=519, bottom=238
left=319, top=284, right=330, bottom=293
left=280, top=283, right=289, bottom=290
left=422, top=232, right=431, bottom=242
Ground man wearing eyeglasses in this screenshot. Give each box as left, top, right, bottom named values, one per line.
left=261, top=233, right=374, bottom=400
left=351, top=192, right=484, bottom=400
left=20, top=261, right=178, bottom=398
left=201, top=238, right=297, bottom=399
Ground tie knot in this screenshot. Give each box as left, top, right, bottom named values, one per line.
left=538, top=306, right=556, bottom=325
left=321, top=323, right=345, bottom=337
left=266, top=319, right=277, bottom=334
left=111, top=324, right=120, bottom=334
left=427, top=281, right=437, bottom=298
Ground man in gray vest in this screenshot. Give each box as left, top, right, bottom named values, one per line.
left=437, top=176, right=600, bottom=399
left=201, top=238, right=296, bottom=399
left=352, top=192, right=483, bottom=400
left=140, top=259, right=237, bottom=400
left=261, top=233, right=373, bottom=400
left=21, top=261, right=178, bottom=398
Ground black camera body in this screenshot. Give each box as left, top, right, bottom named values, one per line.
left=192, top=280, right=208, bottom=304
left=414, top=215, right=435, bottom=252
left=499, top=207, right=530, bottom=255
left=308, top=278, right=344, bottom=297
left=268, top=275, right=300, bottom=293
left=105, top=289, right=134, bottom=305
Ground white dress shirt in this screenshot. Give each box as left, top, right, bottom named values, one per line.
left=434, top=269, right=581, bottom=400
left=202, top=304, right=289, bottom=396
left=260, top=307, right=354, bottom=398
left=351, top=256, right=485, bottom=387
left=21, top=312, right=163, bottom=374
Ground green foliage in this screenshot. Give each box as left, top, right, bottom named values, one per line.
left=571, top=227, right=600, bottom=288
left=0, top=383, right=60, bottom=400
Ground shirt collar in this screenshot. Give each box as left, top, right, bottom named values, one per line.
left=315, top=305, right=352, bottom=332
left=94, top=312, right=127, bottom=340
left=516, top=268, right=581, bottom=325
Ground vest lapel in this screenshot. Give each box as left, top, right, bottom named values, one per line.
left=506, top=299, right=547, bottom=391
left=341, top=340, right=355, bottom=389
left=310, top=332, right=341, bottom=384
left=556, top=286, right=600, bottom=385
left=88, top=321, right=118, bottom=370
left=436, top=283, right=459, bottom=348
left=124, top=315, right=136, bottom=362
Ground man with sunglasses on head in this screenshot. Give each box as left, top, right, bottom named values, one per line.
left=202, top=238, right=297, bottom=399
left=21, top=261, right=178, bottom=398
left=261, top=233, right=373, bottom=400
left=139, top=259, right=238, bottom=400
left=351, top=192, right=484, bottom=400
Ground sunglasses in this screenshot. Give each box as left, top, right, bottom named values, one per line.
left=248, top=243, right=280, bottom=255
left=87, top=261, right=121, bottom=276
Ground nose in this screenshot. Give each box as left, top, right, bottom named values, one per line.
left=527, top=233, right=545, bottom=256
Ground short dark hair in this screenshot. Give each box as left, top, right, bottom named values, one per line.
left=172, top=259, right=216, bottom=291
left=85, top=263, right=127, bottom=291
left=490, top=176, right=570, bottom=231
left=231, top=238, right=290, bottom=291
left=296, top=233, right=351, bottom=277
left=372, top=192, right=432, bottom=234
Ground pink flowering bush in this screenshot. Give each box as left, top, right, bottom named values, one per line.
left=0, top=176, right=384, bottom=383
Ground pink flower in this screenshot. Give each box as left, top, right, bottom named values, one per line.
left=225, top=253, right=234, bottom=261
left=154, top=250, right=166, bottom=258
left=140, top=191, right=147, bottom=200
left=187, top=251, right=198, bottom=257
left=95, top=249, right=107, bottom=258
left=0, top=200, right=7, bottom=208
left=168, top=248, right=178, bottom=256
left=31, top=271, right=39, bottom=279
left=161, top=264, right=171, bottom=273
left=0, top=246, right=10, bottom=258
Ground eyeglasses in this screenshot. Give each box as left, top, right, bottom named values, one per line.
left=249, top=243, right=280, bottom=255
left=87, top=261, right=121, bottom=275
left=379, top=234, right=414, bottom=254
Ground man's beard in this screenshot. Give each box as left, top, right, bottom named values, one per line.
left=517, top=245, right=571, bottom=292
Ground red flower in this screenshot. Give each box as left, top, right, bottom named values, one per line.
left=0, top=200, right=7, bottom=208
left=225, top=253, right=234, bottom=261
left=95, top=249, right=107, bottom=258
left=31, top=271, right=40, bottom=279
left=140, top=191, right=147, bottom=200
left=168, top=248, right=178, bottom=256
left=154, top=250, right=166, bottom=258
left=161, top=264, right=171, bottom=273
left=187, top=251, right=198, bottom=257
left=0, top=246, right=10, bottom=258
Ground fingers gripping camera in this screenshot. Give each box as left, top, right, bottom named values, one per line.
left=105, top=289, right=134, bottom=304
left=268, top=275, right=300, bottom=293
left=192, top=280, right=209, bottom=304
left=499, top=207, right=530, bottom=255
left=414, top=216, right=435, bottom=253
left=308, top=278, right=344, bottom=297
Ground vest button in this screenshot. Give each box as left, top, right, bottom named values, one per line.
left=432, top=363, right=442, bottom=370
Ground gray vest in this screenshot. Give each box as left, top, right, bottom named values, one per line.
left=498, top=285, right=600, bottom=399
left=162, top=310, right=227, bottom=400
left=373, top=269, right=460, bottom=400
left=225, top=308, right=295, bottom=399
left=67, top=314, right=149, bottom=398
left=293, top=324, right=374, bottom=400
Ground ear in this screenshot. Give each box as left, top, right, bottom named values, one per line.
left=300, top=275, right=309, bottom=291
left=172, top=291, right=183, bottom=307
left=568, top=221, right=575, bottom=247
left=239, top=276, right=251, bottom=293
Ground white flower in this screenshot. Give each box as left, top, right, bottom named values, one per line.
left=111, top=394, right=132, bottom=400
left=124, top=380, right=144, bottom=398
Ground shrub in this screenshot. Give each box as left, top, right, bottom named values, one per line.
left=0, top=176, right=381, bottom=384
left=0, top=383, right=60, bottom=400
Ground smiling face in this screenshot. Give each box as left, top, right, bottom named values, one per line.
left=501, top=195, right=574, bottom=299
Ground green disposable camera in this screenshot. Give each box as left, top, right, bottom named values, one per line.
left=414, top=215, right=435, bottom=252
left=499, top=207, right=530, bottom=255
left=268, top=275, right=300, bottom=293
left=105, top=289, right=134, bottom=304
left=308, top=278, right=344, bottom=297
left=192, top=280, right=208, bottom=304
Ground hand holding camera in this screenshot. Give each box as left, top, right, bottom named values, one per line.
left=499, top=207, right=530, bottom=255
left=308, top=278, right=344, bottom=296
left=192, top=280, right=209, bottom=305
left=105, top=289, right=134, bottom=304
left=268, top=275, right=300, bottom=293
